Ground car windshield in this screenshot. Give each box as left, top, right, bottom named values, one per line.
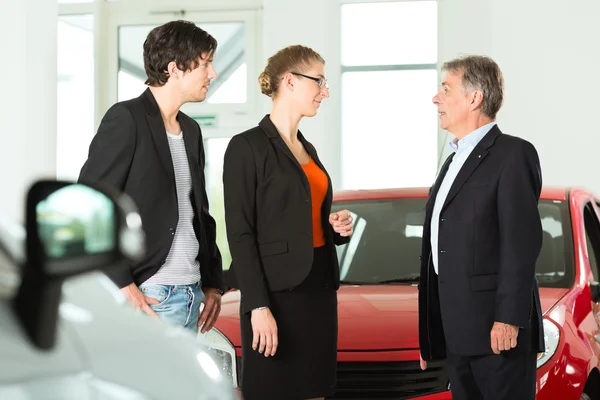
left=332, top=198, right=574, bottom=288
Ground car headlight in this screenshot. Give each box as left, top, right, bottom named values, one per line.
left=198, top=328, right=238, bottom=388
left=537, top=318, right=560, bottom=369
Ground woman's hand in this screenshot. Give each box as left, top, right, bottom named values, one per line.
left=251, top=307, right=278, bottom=357
left=329, top=210, right=353, bottom=237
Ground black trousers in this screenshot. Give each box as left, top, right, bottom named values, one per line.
left=446, top=348, right=537, bottom=400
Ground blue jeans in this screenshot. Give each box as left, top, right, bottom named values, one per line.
left=139, top=281, right=203, bottom=334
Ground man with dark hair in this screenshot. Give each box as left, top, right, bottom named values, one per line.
left=79, top=20, right=224, bottom=334
left=418, top=55, right=544, bottom=399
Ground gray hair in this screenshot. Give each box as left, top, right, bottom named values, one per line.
left=442, top=55, right=504, bottom=119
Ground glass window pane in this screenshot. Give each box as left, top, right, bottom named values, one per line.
left=118, top=22, right=247, bottom=104
left=341, top=1, right=437, bottom=66
left=57, top=15, right=94, bottom=180
left=117, top=69, right=147, bottom=103
left=204, top=138, right=231, bottom=270
left=341, top=69, right=438, bottom=189
left=207, top=63, right=247, bottom=104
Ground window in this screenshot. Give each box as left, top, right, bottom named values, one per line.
left=537, top=201, right=574, bottom=288
left=340, top=1, right=438, bottom=190
left=57, top=14, right=95, bottom=180
left=204, top=138, right=231, bottom=270
left=585, top=203, right=600, bottom=281
left=117, top=22, right=247, bottom=104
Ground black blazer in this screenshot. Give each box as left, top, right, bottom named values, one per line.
left=418, top=125, right=545, bottom=359
left=223, top=115, right=350, bottom=314
left=78, top=89, right=223, bottom=291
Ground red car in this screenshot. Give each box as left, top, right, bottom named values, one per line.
left=216, top=187, right=600, bottom=399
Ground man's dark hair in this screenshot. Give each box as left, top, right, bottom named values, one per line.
left=143, top=20, right=217, bottom=86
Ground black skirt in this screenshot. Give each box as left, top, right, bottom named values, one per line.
left=240, top=246, right=338, bottom=400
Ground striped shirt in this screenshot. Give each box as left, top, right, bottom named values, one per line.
left=144, top=131, right=201, bottom=285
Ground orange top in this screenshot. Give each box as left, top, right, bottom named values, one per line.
left=301, top=158, right=328, bottom=248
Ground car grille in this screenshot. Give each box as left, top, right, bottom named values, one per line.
left=328, top=359, right=449, bottom=400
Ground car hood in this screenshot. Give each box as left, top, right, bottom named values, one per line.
left=0, top=272, right=235, bottom=400
left=60, top=273, right=235, bottom=399
left=217, top=285, right=569, bottom=351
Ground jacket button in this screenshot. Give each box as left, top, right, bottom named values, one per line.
left=169, top=228, right=175, bottom=235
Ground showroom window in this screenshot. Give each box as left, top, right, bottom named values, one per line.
left=204, top=138, right=232, bottom=271
left=57, top=14, right=95, bottom=181
left=118, top=22, right=247, bottom=105
left=340, top=1, right=438, bottom=189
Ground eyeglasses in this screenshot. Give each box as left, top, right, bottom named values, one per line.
left=290, top=72, right=329, bottom=90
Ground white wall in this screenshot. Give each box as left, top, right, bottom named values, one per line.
left=438, top=0, right=600, bottom=194
left=0, top=0, right=57, bottom=221
left=262, top=0, right=342, bottom=186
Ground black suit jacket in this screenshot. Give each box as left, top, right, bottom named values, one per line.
left=418, top=125, right=545, bottom=359
left=78, top=89, right=223, bottom=291
left=223, top=115, right=350, bottom=314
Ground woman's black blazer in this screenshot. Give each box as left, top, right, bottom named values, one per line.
left=223, top=115, right=349, bottom=314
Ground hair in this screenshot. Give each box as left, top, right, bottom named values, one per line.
left=143, top=20, right=218, bottom=87
left=442, top=55, right=504, bottom=119
left=258, top=45, right=325, bottom=98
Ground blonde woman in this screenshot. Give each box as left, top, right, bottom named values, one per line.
left=223, top=45, right=353, bottom=400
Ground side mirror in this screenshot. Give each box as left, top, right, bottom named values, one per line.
left=13, top=180, right=145, bottom=350
left=591, top=281, right=600, bottom=303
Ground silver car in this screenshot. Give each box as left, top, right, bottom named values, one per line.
left=0, top=180, right=236, bottom=400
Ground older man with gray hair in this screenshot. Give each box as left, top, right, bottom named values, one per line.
left=418, top=55, right=544, bottom=400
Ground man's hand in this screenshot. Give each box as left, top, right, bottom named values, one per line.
left=419, top=355, right=427, bottom=370
left=490, top=321, right=519, bottom=354
left=198, top=288, right=222, bottom=334
left=329, top=210, right=353, bottom=237
left=120, top=283, right=159, bottom=319
left=251, top=307, right=278, bottom=357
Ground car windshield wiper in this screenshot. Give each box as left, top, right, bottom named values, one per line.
left=340, top=280, right=369, bottom=285
left=340, top=275, right=420, bottom=285
left=377, top=275, right=420, bottom=284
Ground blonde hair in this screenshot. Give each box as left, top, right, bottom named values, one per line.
left=258, top=45, right=325, bottom=98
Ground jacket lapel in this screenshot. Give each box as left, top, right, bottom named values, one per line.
left=441, top=147, right=488, bottom=211
left=179, top=116, right=205, bottom=213
left=180, top=116, right=201, bottom=186
left=441, top=125, right=502, bottom=212
left=259, top=115, right=311, bottom=195
left=427, top=153, right=454, bottom=211
left=302, top=133, right=332, bottom=206
left=423, top=153, right=454, bottom=232
left=142, top=89, right=176, bottom=186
